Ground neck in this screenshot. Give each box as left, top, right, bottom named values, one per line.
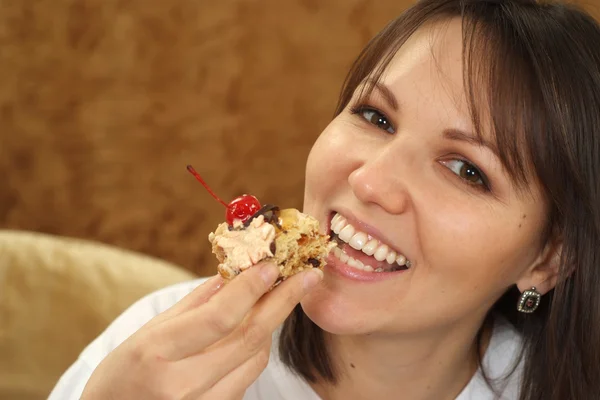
left=311, top=318, right=492, bottom=400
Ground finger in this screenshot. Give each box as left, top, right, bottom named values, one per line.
left=150, top=262, right=279, bottom=360
left=168, top=322, right=265, bottom=395
left=250, top=268, right=323, bottom=333
left=207, top=261, right=280, bottom=311
left=146, top=274, right=225, bottom=328
left=172, top=308, right=276, bottom=394
left=163, top=274, right=225, bottom=317
left=172, top=268, right=323, bottom=387
left=200, top=343, right=271, bottom=400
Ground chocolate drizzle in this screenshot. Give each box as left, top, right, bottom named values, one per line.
left=227, top=203, right=281, bottom=230
left=244, top=204, right=281, bottom=227
left=307, top=258, right=320, bottom=268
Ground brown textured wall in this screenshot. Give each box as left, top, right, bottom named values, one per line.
left=1, top=0, right=597, bottom=277
left=0, top=0, right=412, bottom=276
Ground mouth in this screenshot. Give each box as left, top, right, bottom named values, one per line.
left=327, top=212, right=412, bottom=274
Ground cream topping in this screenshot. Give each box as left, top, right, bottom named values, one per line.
left=209, top=214, right=276, bottom=271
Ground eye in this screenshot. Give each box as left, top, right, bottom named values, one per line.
left=440, top=159, right=490, bottom=190
left=350, top=105, right=395, bottom=134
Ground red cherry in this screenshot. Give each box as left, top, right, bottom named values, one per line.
left=227, top=195, right=261, bottom=225
left=187, top=165, right=261, bottom=225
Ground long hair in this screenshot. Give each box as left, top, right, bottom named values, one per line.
left=279, top=1, right=600, bottom=399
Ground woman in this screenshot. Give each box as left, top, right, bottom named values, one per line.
left=49, top=0, right=600, bottom=399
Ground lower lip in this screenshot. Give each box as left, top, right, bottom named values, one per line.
left=324, top=252, right=408, bottom=282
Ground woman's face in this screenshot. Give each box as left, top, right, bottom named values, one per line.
left=301, top=19, right=549, bottom=336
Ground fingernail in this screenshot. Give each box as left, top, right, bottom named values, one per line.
left=303, top=269, right=324, bottom=292
left=261, top=263, right=280, bottom=285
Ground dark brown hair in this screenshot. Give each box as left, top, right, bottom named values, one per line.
left=279, top=1, right=600, bottom=399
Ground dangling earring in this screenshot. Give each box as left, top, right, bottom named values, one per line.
left=517, top=287, right=541, bottom=313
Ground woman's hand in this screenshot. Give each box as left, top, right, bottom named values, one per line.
left=80, top=262, right=323, bottom=400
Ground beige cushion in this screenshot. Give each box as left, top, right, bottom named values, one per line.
left=0, top=230, right=197, bottom=400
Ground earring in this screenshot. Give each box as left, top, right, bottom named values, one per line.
left=517, top=287, right=541, bottom=313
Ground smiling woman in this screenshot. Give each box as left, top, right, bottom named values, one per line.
left=285, top=1, right=600, bottom=399
left=49, top=1, right=600, bottom=400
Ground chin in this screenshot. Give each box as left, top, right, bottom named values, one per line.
left=299, top=284, right=380, bottom=335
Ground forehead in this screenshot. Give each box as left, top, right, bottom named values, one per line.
left=374, top=18, right=510, bottom=156
left=391, top=17, right=465, bottom=74
left=380, top=18, right=470, bottom=123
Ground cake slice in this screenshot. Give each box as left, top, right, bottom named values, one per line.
left=208, top=205, right=335, bottom=285
left=186, top=164, right=334, bottom=286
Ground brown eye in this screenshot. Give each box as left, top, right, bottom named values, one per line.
left=460, top=163, right=483, bottom=183
left=351, top=106, right=395, bottom=133
left=440, top=159, right=489, bottom=189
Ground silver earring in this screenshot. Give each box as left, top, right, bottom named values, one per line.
left=517, top=287, right=541, bottom=313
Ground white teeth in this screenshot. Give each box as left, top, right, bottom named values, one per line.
left=362, top=239, right=378, bottom=256
left=338, top=224, right=355, bottom=242
left=386, top=251, right=397, bottom=265
left=340, top=251, right=349, bottom=263
left=349, top=232, right=368, bottom=250
left=331, top=213, right=341, bottom=226
left=347, top=255, right=366, bottom=270
left=347, top=257, right=361, bottom=269
left=330, top=213, right=411, bottom=269
left=374, top=245, right=389, bottom=262
left=332, top=218, right=345, bottom=234
left=332, top=247, right=348, bottom=263
left=332, top=247, right=410, bottom=273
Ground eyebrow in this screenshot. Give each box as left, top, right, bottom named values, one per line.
left=360, top=81, right=500, bottom=158
left=443, top=128, right=500, bottom=158
left=364, top=79, right=399, bottom=111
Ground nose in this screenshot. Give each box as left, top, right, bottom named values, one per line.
left=348, top=146, right=411, bottom=214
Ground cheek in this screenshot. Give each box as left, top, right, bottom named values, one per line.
left=304, top=120, right=356, bottom=201
left=419, top=200, right=540, bottom=291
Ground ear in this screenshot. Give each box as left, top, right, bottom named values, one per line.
left=515, top=236, right=563, bottom=296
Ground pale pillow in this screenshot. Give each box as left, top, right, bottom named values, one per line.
left=0, top=230, right=196, bottom=400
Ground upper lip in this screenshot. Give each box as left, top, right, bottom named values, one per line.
left=329, top=207, right=408, bottom=257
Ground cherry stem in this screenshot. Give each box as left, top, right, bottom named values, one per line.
left=187, top=165, right=229, bottom=208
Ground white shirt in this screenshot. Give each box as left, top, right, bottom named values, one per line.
left=48, top=279, right=523, bottom=400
